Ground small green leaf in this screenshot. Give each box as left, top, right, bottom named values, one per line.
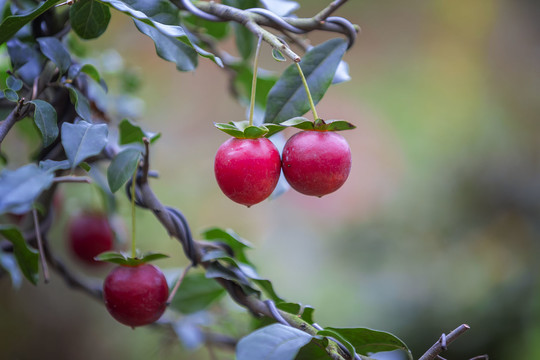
left=70, top=0, right=111, bottom=40
left=107, top=147, right=140, bottom=193
left=236, top=324, right=313, bottom=360
left=0, top=0, right=62, bottom=46
left=264, top=38, right=348, bottom=124
left=0, top=225, right=39, bottom=285
left=214, top=123, right=244, bottom=138
left=36, top=37, right=71, bottom=74
left=169, top=272, right=226, bottom=314
left=6, top=76, right=22, bottom=91
left=324, top=327, right=412, bottom=358
left=201, top=227, right=253, bottom=265
left=243, top=125, right=268, bottom=138
left=79, top=63, right=107, bottom=91
left=0, top=164, right=55, bottom=215
left=3, top=88, right=18, bottom=102
left=66, top=85, right=92, bottom=121
left=61, top=121, right=108, bottom=169
left=279, top=117, right=313, bottom=130
left=252, top=279, right=284, bottom=303
left=272, top=48, right=286, bottom=62
left=79, top=162, right=91, bottom=172
left=325, top=119, right=356, bottom=131
left=296, top=339, right=333, bottom=360
left=119, top=118, right=160, bottom=145
left=30, top=100, right=58, bottom=147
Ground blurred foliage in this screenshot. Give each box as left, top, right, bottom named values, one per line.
left=2, top=0, right=540, bottom=359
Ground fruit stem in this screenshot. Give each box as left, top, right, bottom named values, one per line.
left=130, top=166, right=137, bottom=259
left=248, top=35, right=263, bottom=127
left=32, top=209, right=50, bottom=283
left=295, top=62, right=319, bottom=120
left=166, top=263, right=193, bottom=305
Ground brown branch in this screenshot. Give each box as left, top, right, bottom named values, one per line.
left=419, top=324, right=471, bottom=360
left=314, top=0, right=349, bottom=22
left=0, top=100, right=28, bottom=147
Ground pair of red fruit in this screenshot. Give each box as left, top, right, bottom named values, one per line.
left=215, top=129, right=352, bottom=207
left=68, top=213, right=168, bottom=327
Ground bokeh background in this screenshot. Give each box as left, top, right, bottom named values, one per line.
left=2, top=0, right=540, bottom=359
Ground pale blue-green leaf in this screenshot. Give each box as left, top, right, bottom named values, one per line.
left=61, top=121, right=108, bottom=169
left=6, top=75, right=22, bottom=91
left=36, top=37, right=71, bottom=74
left=30, top=99, right=58, bottom=147
left=66, top=85, right=92, bottom=121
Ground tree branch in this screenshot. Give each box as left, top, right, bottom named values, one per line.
left=419, top=324, right=471, bottom=360
left=0, top=100, right=28, bottom=147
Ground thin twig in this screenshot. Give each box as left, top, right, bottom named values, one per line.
left=166, top=263, right=193, bottom=305
left=32, top=209, right=50, bottom=283
left=419, top=324, right=471, bottom=360
left=314, top=0, right=349, bottom=22
left=53, top=176, right=92, bottom=184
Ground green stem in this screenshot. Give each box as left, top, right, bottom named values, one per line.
left=248, top=35, right=263, bottom=127
left=295, top=62, right=319, bottom=120
left=130, top=166, right=137, bottom=258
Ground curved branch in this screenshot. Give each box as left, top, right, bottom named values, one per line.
left=419, top=324, right=471, bottom=360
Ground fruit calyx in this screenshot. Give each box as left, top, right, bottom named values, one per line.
left=95, top=250, right=169, bottom=267
left=214, top=120, right=284, bottom=139
left=280, top=117, right=356, bottom=132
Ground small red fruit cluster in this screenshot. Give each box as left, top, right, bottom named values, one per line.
left=214, top=122, right=352, bottom=207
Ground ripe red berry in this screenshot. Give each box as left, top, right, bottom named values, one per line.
left=214, top=137, right=281, bottom=207
left=282, top=131, right=352, bottom=197
left=68, top=213, right=114, bottom=265
left=103, top=264, right=169, bottom=327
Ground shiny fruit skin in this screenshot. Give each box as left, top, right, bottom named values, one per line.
left=214, top=137, right=281, bottom=207
left=282, top=131, right=352, bottom=197
left=68, top=213, right=114, bottom=265
left=103, top=264, right=169, bottom=327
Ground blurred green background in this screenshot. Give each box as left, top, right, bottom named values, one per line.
left=2, top=0, right=540, bottom=359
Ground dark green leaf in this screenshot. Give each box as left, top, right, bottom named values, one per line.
left=253, top=279, right=284, bottom=303
left=134, top=19, right=197, bottom=72
left=272, top=48, right=286, bottom=62
left=233, top=22, right=254, bottom=60
left=66, top=85, right=92, bottom=121
left=121, top=0, right=179, bottom=25
left=325, top=120, right=356, bottom=131
left=274, top=302, right=314, bottom=323
left=0, top=0, right=62, bottom=45
left=201, top=227, right=253, bottom=265
left=301, top=306, right=315, bottom=324
left=264, top=123, right=286, bottom=138
left=169, top=272, right=226, bottom=314
left=279, top=117, right=356, bottom=132
left=236, top=324, right=313, bottom=360
left=36, top=37, right=71, bottom=74
left=61, top=121, right=108, bottom=169
left=70, top=0, right=111, bottom=40
left=30, top=99, right=58, bottom=147
left=213, top=123, right=244, bottom=138
left=100, top=0, right=222, bottom=67
left=324, top=327, right=412, bottom=358
left=317, top=329, right=356, bottom=360
left=0, top=164, right=54, bottom=215
left=181, top=13, right=229, bottom=40
left=295, top=339, right=331, bottom=360
left=279, top=117, right=313, bottom=130
left=39, top=159, right=70, bottom=172
left=3, top=88, right=17, bottom=102
left=107, top=147, right=140, bottom=193
left=78, top=63, right=107, bottom=91
left=79, top=162, right=91, bottom=172
left=6, top=75, right=22, bottom=91
left=231, top=63, right=277, bottom=110
left=0, top=225, right=39, bottom=285
left=119, top=118, right=160, bottom=145
left=264, top=38, right=348, bottom=124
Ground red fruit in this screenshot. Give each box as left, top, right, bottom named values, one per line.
left=68, top=213, right=114, bottom=265
left=282, top=131, right=352, bottom=197
left=103, top=264, right=169, bottom=327
left=214, top=137, right=281, bottom=207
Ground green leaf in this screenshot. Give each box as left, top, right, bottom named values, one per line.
left=95, top=251, right=169, bottom=266
left=0, top=164, right=54, bottom=215
left=201, top=227, right=253, bottom=265
left=252, top=278, right=284, bottom=303
left=133, top=19, right=197, bottom=72
left=264, top=38, right=348, bottom=124
left=78, top=63, right=107, bottom=91
left=325, top=119, right=356, bottom=131
left=233, top=23, right=254, bottom=60
left=279, top=117, right=356, bottom=132
left=66, top=85, right=92, bottom=121
left=79, top=162, right=91, bottom=172
left=30, top=100, right=58, bottom=147
left=231, top=62, right=278, bottom=111
left=272, top=48, right=286, bottom=62
left=0, top=0, right=62, bottom=46
left=0, top=225, right=39, bottom=285
left=70, top=0, right=111, bottom=40
left=279, top=117, right=313, bottom=130
left=169, top=272, right=226, bottom=314
left=236, top=324, right=313, bottom=360
left=317, top=329, right=356, bottom=360
left=295, top=339, right=331, bottom=360
left=324, top=327, right=412, bottom=358
left=61, top=121, right=108, bottom=169
left=205, top=262, right=259, bottom=297
left=121, top=0, right=179, bottom=25
left=6, top=76, right=22, bottom=91
left=100, top=0, right=222, bottom=67
left=214, top=121, right=285, bottom=139
left=36, top=37, right=71, bottom=74
left=181, top=13, right=229, bottom=40
left=3, top=88, right=17, bottom=102
left=107, top=147, right=140, bottom=193
left=119, top=118, right=160, bottom=145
